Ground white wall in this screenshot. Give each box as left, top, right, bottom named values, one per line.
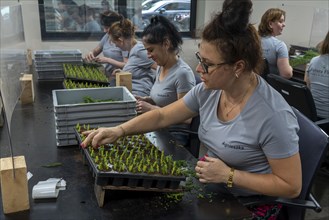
left=1, top=0, right=328, bottom=55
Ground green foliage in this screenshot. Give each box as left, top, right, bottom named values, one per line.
left=289, top=50, right=319, bottom=67
left=63, top=63, right=108, bottom=82
left=64, top=79, right=108, bottom=89
left=82, top=96, right=116, bottom=103
left=76, top=125, right=187, bottom=176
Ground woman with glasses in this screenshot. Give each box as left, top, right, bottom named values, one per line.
left=109, top=17, right=157, bottom=96
left=84, top=10, right=128, bottom=82
left=81, top=1, right=301, bottom=218
left=258, top=8, right=293, bottom=79
left=135, top=15, right=196, bottom=145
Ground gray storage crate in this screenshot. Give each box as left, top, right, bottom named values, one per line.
left=34, top=49, right=82, bottom=60
left=53, top=87, right=136, bottom=115
left=34, top=49, right=82, bottom=80
left=56, top=138, right=78, bottom=147
left=55, top=116, right=135, bottom=133
left=53, top=87, right=137, bottom=147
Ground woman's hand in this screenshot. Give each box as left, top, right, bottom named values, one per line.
left=195, top=155, right=231, bottom=184
left=85, top=51, right=95, bottom=62
left=94, top=56, right=109, bottom=63
left=80, top=126, right=124, bottom=148
left=136, top=100, right=156, bottom=114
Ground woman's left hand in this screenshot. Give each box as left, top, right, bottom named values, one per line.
left=195, top=155, right=231, bottom=184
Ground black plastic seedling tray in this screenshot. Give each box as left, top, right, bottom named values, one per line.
left=62, top=80, right=110, bottom=89
left=64, top=77, right=110, bottom=86
left=74, top=127, right=186, bottom=190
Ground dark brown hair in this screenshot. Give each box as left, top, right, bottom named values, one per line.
left=100, top=10, right=121, bottom=27
left=202, top=0, right=263, bottom=74
left=142, top=15, right=183, bottom=53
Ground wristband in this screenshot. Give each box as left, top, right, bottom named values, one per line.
left=227, top=167, right=235, bottom=188
left=118, top=126, right=126, bottom=137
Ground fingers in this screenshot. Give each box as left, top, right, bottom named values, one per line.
left=85, top=52, right=95, bottom=61
left=136, top=101, right=144, bottom=114
left=81, top=130, right=98, bottom=148
left=195, top=166, right=209, bottom=183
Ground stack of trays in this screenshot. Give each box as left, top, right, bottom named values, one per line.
left=34, top=49, right=82, bottom=80
left=52, top=87, right=137, bottom=147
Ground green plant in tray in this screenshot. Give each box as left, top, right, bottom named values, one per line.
left=63, top=63, right=108, bottom=82
left=289, top=50, right=319, bottom=67
left=82, top=96, right=116, bottom=103
left=64, top=79, right=108, bottom=89
left=75, top=123, right=187, bottom=176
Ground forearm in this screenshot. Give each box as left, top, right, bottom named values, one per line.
left=120, top=109, right=164, bottom=136
left=106, top=57, right=126, bottom=68
left=121, top=100, right=194, bottom=136
left=231, top=154, right=301, bottom=198
left=91, top=47, right=102, bottom=57
left=232, top=170, right=300, bottom=198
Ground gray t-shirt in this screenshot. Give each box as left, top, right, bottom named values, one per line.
left=150, top=57, right=196, bottom=107
left=123, top=41, right=156, bottom=96
left=183, top=75, right=299, bottom=196
left=306, top=54, right=329, bottom=118
left=261, top=36, right=289, bottom=75
left=99, top=34, right=127, bottom=76
left=150, top=57, right=196, bottom=145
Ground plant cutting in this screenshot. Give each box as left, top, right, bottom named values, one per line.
left=63, top=79, right=108, bottom=89
left=63, top=64, right=108, bottom=83
left=75, top=123, right=187, bottom=177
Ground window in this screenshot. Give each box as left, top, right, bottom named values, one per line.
left=38, top=0, right=196, bottom=41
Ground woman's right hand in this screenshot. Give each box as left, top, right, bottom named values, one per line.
left=80, top=126, right=124, bottom=148
left=85, top=51, right=95, bottom=62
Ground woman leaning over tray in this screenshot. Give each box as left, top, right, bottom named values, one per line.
left=81, top=0, right=301, bottom=219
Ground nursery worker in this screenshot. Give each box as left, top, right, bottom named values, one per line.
left=304, top=31, right=329, bottom=132
left=84, top=10, right=128, bottom=81
left=81, top=0, right=301, bottom=219
left=135, top=15, right=196, bottom=145
left=258, top=8, right=293, bottom=79
left=109, top=18, right=157, bottom=96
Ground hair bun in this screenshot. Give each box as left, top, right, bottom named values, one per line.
left=219, top=0, right=252, bottom=35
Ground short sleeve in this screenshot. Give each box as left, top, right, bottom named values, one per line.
left=276, top=41, right=289, bottom=59
left=261, top=109, right=299, bottom=158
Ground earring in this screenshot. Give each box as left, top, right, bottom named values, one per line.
left=235, top=73, right=239, bottom=79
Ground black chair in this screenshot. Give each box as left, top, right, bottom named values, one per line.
left=184, top=115, right=200, bottom=158
left=238, top=107, right=329, bottom=220
left=266, top=73, right=329, bottom=128
left=260, top=58, right=270, bottom=81
left=169, top=115, right=200, bottom=158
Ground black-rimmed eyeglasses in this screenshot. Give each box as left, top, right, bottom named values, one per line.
left=195, top=52, right=230, bottom=74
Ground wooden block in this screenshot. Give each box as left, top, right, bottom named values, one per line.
left=0, top=156, right=30, bottom=214
left=19, top=74, right=34, bottom=104
left=116, top=72, right=132, bottom=92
